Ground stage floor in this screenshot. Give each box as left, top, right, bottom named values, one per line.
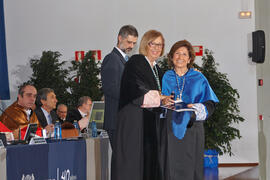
left=204, top=166, right=259, bottom=180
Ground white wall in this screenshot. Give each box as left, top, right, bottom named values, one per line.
left=255, top=0, right=270, bottom=179
left=3, top=0, right=258, bottom=163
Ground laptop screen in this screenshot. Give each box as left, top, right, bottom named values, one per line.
left=89, top=101, right=105, bottom=129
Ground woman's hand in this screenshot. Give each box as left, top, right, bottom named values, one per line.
left=160, top=95, right=174, bottom=105
left=141, top=90, right=161, bottom=108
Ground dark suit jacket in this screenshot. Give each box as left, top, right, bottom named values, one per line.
left=101, top=47, right=126, bottom=131
left=66, top=109, right=82, bottom=124
left=35, top=107, right=57, bottom=128
left=57, top=117, right=64, bottom=124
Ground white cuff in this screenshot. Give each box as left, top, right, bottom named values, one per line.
left=193, top=103, right=207, bottom=121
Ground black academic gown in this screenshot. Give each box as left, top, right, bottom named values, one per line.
left=112, top=54, right=165, bottom=180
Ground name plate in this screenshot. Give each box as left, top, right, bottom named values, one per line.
left=29, top=137, right=47, bottom=145
left=0, top=140, right=5, bottom=149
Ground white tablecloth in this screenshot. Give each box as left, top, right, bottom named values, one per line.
left=0, top=148, right=6, bottom=179
left=86, top=137, right=112, bottom=180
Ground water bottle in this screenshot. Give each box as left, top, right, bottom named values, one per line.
left=73, top=120, right=79, bottom=131
left=54, top=121, right=62, bottom=139
left=91, top=121, right=97, bottom=138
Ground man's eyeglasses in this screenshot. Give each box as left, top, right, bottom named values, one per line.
left=148, top=42, right=164, bottom=49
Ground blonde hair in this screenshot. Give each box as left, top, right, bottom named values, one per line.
left=139, top=30, right=165, bottom=56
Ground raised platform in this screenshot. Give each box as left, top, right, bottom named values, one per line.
left=204, top=165, right=259, bottom=180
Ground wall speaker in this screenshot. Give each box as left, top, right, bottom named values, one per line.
left=248, top=30, right=265, bottom=63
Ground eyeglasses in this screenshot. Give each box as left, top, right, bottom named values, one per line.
left=148, top=42, right=164, bottom=49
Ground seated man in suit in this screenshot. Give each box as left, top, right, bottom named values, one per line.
left=35, top=88, right=58, bottom=137
left=56, top=104, right=68, bottom=124
left=0, top=83, right=40, bottom=139
left=66, top=96, right=92, bottom=131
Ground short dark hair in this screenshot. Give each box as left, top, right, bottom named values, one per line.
left=117, top=25, right=138, bottom=43
left=36, top=88, right=54, bottom=106
left=77, top=96, right=92, bottom=107
left=168, top=40, right=196, bottom=69
left=18, top=83, right=35, bottom=97
left=57, top=104, right=67, bottom=110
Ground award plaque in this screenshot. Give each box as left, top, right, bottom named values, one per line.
left=161, top=102, right=195, bottom=112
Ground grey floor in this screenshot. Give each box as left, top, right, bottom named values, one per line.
left=204, top=166, right=259, bottom=180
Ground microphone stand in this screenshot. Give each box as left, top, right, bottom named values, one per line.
left=19, top=128, right=21, bottom=140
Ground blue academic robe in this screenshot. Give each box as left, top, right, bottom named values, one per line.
left=162, top=68, right=219, bottom=139
left=161, top=68, right=219, bottom=180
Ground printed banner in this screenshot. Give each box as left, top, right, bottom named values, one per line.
left=6, top=143, right=49, bottom=179
left=6, top=139, right=86, bottom=180
left=48, top=139, right=86, bottom=180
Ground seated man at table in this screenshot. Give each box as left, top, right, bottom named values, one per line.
left=56, top=104, right=68, bottom=123
left=35, top=88, right=58, bottom=137
left=0, top=83, right=40, bottom=139
left=66, top=96, right=92, bottom=131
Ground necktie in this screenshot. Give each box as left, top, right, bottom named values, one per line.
left=124, top=55, right=129, bottom=61
left=48, top=114, right=52, bottom=124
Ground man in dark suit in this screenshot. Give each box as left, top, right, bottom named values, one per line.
left=101, top=25, right=138, bottom=149
left=66, top=96, right=92, bottom=131
left=35, top=88, right=58, bottom=137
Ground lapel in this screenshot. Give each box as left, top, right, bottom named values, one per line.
left=36, top=107, right=48, bottom=127
left=142, top=56, right=159, bottom=90
left=76, top=109, right=83, bottom=120
left=50, top=111, right=57, bottom=124
left=112, top=47, right=126, bottom=65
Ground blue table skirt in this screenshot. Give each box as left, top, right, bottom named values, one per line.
left=6, top=139, right=86, bottom=180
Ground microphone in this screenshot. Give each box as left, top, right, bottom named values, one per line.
left=19, top=128, right=21, bottom=140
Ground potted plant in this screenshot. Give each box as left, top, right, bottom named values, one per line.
left=67, top=50, right=103, bottom=108
left=27, top=50, right=103, bottom=108
left=27, top=51, right=70, bottom=105
left=158, top=49, right=245, bottom=167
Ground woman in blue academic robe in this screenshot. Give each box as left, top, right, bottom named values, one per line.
left=161, top=40, right=219, bottom=180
